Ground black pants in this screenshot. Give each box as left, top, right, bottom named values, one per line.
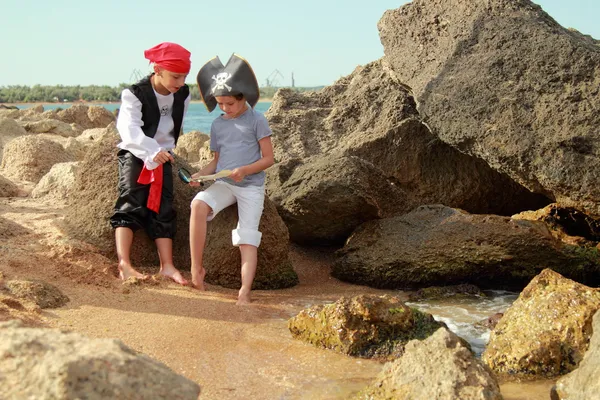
left=110, top=150, right=176, bottom=239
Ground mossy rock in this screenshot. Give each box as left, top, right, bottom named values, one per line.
left=408, top=283, right=485, bottom=301
left=288, top=294, right=444, bottom=360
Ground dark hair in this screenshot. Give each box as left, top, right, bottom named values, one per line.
left=234, top=93, right=244, bottom=101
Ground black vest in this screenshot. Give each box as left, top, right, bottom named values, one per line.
left=129, top=75, right=189, bottom=144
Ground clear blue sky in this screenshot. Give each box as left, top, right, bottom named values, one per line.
left=0, top=0, right=597, bottom=87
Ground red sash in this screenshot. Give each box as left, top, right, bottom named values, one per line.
left=137, top=164, right=163, bottom=213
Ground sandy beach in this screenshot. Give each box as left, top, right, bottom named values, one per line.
left=0, top=194, right=555, bottom=399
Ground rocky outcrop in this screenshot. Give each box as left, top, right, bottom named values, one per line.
left=407, top=284, right=485, bottom=302
left=269, top=153, right=408, bottom=244
left=20, top=104, right=44, bottom=118
left=55, top=104, right=115, bottom=131
left=0, top=216, right=30, bottom=240
left=266, top=59, right=549, bottom=244
left=552, top=310, right=600, bottom=400
left=62, top=133, right=295, bottom=288
left=0, top=293, right=42, bottom=327
left=87, top=105, right=116, bottom=128
left=0, top=135, right=73, bottom=183
left=31, top=162, right=79, bottom=200
left=333, top=205, right=600, bottom=290
left=378, top=0, right=600, bottom=217
left=513, top=203, right=600, bottom=245
left=3, top=279, right=69, bottom=309
left=358, top=328, right=502, bottom=400
left=475, top=313, right=504, bottom=331
left=19, top=119, right=79, bottom=137
left=288, top=294, right=444, bottom=360
left=61, top=133, right=197, bottom=269
left=0, top=175, right=19, bottom=197
left=202, top=196, right=298, bottom=290
left=77, top=125, right=116, bottom=145
left=0, top=320, right=201, bottom=399
left=174, top=130, right=209, bottom=164
left=0, top=118, right=28, bottom=163
left=482, top=269, right=600, bottom=378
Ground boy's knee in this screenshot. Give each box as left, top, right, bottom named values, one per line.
left=191, top=200, right=211, bottom=217
left=232, top=228, right=262, bottom=247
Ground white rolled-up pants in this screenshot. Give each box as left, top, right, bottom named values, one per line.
left=191, top=181, right=265, bottom=247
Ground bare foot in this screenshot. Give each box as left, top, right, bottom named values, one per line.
left=236, top=288, right=252, bottom=306
left=159, top=265, right=189, bottom=286
left=191, top=267, right=206, bottom=291
left=118, top=261, right=147, bottom=280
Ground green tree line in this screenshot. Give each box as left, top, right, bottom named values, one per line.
left=0, top=83, right=324, bottom=103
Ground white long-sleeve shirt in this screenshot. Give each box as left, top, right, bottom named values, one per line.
left=116, top=88, right=191, bottom=170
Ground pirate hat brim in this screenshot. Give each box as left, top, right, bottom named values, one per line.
left=197, top=54, right=260, bottom=112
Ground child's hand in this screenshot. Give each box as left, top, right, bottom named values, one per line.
left=189, top=172, right=203, bottom=187
left=153, top=150, right=174, bottom=164
left=229, top=167, right=247, bottom=182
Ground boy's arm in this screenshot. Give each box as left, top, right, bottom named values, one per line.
left=192, top=152, right=219, bottom=178
left=117, top=89, right=164, bottom=169
left=230, top=137, right=274, bottom=182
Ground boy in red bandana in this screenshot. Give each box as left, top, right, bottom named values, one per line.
left=110, top=42, right=191, bottom=284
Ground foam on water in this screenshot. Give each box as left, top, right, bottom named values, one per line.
left=406, top=290, right=519, bottom=355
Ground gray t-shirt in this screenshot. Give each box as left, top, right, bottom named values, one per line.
left=210, top=108, right=272, bottom=187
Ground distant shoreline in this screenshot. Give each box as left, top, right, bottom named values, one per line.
left=4, top=98, right=274, bottom=107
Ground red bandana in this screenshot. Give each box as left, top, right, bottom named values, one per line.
left=144, top=42, right=191, bottom=74
left=137, top=164, right=163, bottom=213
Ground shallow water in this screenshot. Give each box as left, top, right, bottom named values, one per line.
left=15, top=101, right=273, bottom=134
left=406, top=290, right=519, bottom=356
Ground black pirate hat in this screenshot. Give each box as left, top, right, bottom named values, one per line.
left=197, top=54, right=260, bottom=112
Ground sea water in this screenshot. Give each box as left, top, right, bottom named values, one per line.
left=16, top=101, right=273, bottom=134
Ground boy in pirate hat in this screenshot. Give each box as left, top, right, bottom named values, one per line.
left=189, top=54, right=274, bottom=305
left=110, top=42, right=191, bottom=285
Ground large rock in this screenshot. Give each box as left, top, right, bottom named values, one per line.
left=333, top=205, right=600, bottom=289
left=378, top=0, right=600, bottom=217
left=3, top=279, right=69, bottom=309
left=203, top=195, right=298, bottom=289
left=358, top=328, right=502, bottom=400
left=0, top=216, right=30, bottom=240
left=0, top=293, right=42, bottom=327
left=0, top=320, right=200, bottom=399
left=20, top=104, right=44, bottom=118
left=269, top=153, right=407, bottom=244
left=552, top=310, right=600, bottom=400
left=62, top=134, right=294, bottom=289
left=31, top=162, right=79, bottom=200
left=288, top=294, right=444, bottom=360
left=55, top=104, right=115, bottom=130
left=482, top=269, right=600, bottom=378
left=61, top=133, right=196, bottom=269
left=407, top=284, right=485, bottom=302
left=19, top=119, right=79, bottom=137
left=77, top=126, right=116, bottom=145
left=0, top=109, right=20, bottom=119
left=0, top=135, right=73, bottom=183
left=87, top=105, right=116, bottom=128
left=74, top=124, right=119, bottom=158
left=266, top=60, right=549, bottom=244
left=513, top=203, right=600, bottom=245
left=0, top=175, right=19, bottom=197
left=0, top=118, right=28, bottom=163
left=174, top=130, right=209, bottom=164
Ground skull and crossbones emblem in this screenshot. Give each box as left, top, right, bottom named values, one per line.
left=211, top=72, right=232, bottom=93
